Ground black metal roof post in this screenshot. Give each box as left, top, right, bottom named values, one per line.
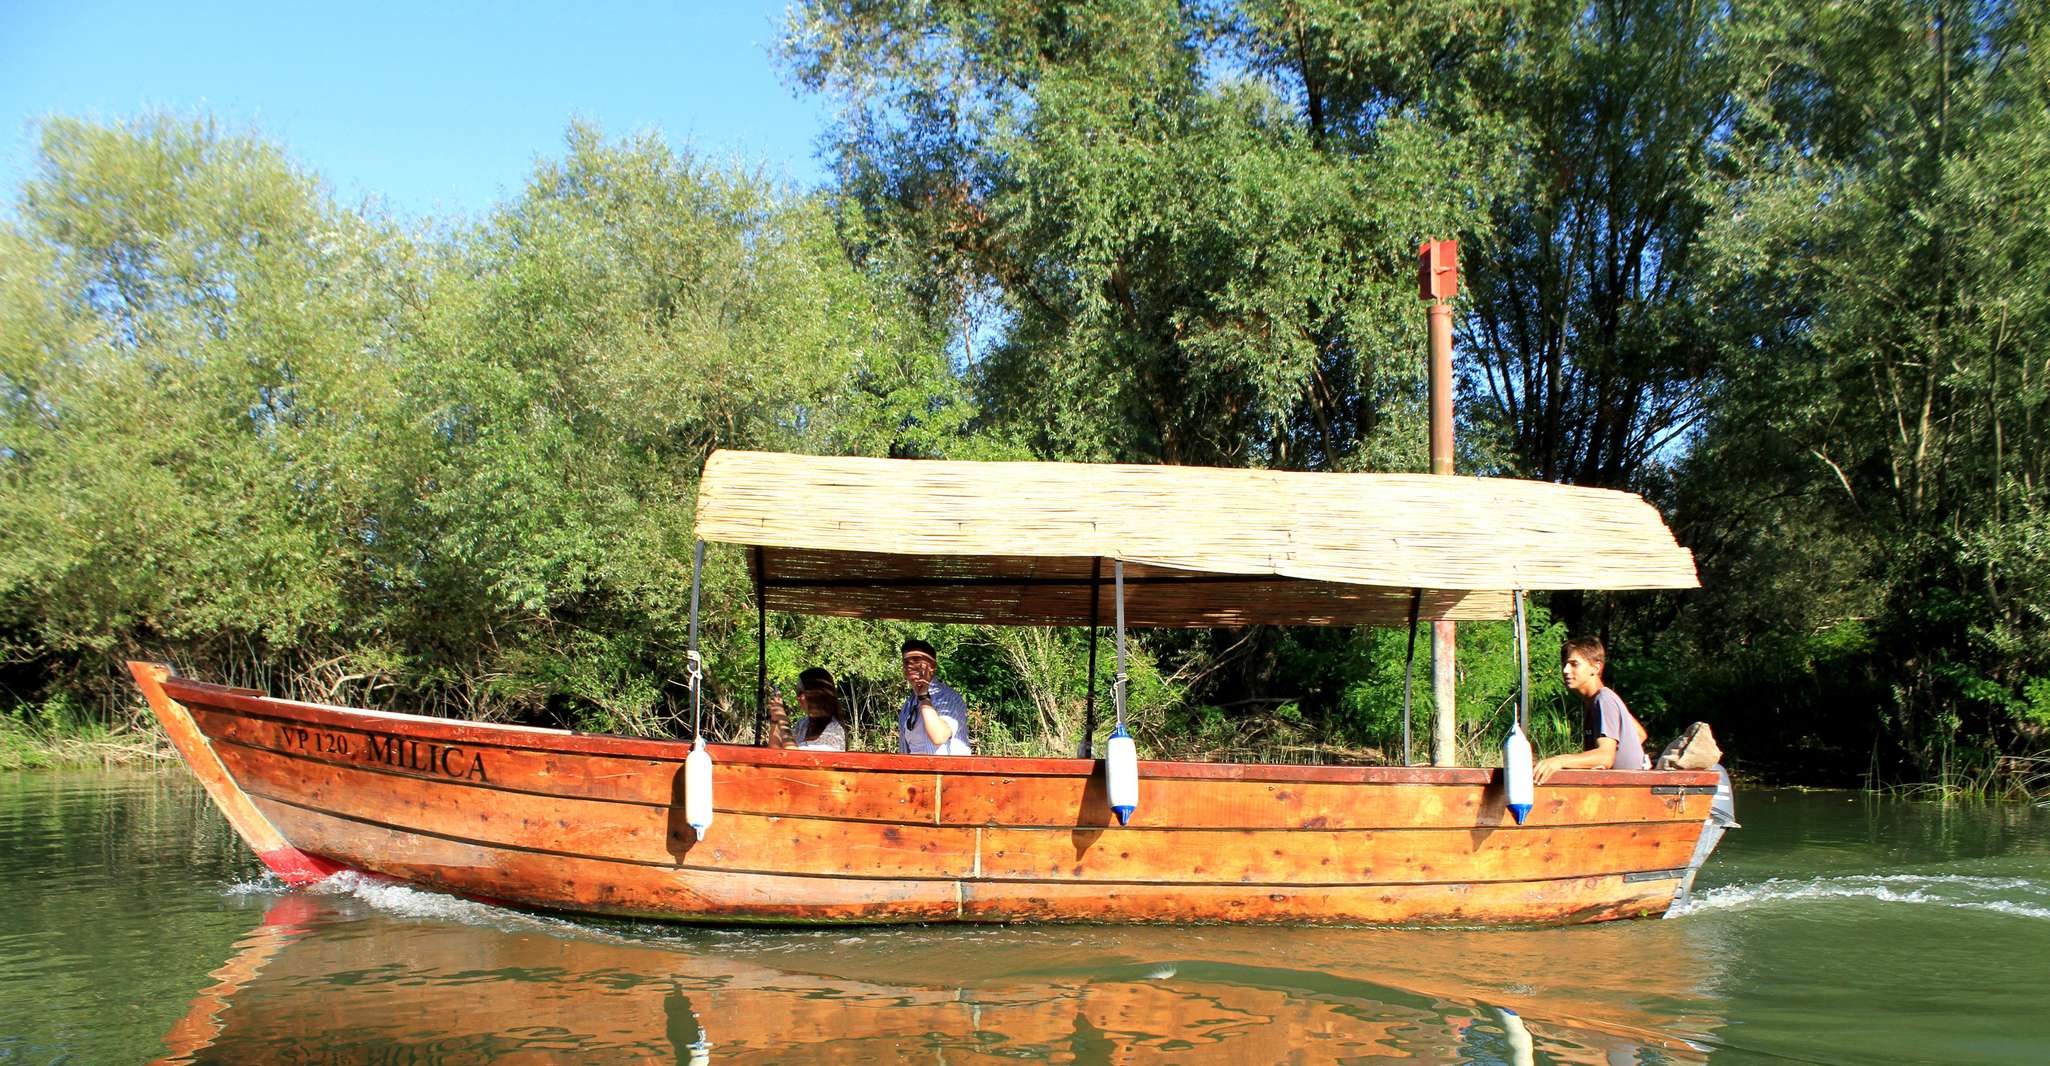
left=1082, top=558, right=1101, bottom=758
left=1402, top=588, right=1422, bottom=767
left=754, top=546, right=766, bottom=746
left=1113, top=560, right=1128, bottom=732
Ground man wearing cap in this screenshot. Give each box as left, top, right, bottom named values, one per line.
left=898, top=638, right=973, bottom=755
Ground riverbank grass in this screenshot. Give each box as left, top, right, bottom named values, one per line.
left=1883, top=747, right=2050, bottom=803
left=1, top=696, right=166, bottom=770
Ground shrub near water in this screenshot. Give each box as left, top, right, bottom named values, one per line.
left=1, top=115, right=410, bottom=714
left=0, top=116, right=967, bottom=742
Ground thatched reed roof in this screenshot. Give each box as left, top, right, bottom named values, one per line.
left=695, top=451, right=1698, bottom=627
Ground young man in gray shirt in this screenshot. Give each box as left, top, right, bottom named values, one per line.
left=1535, top=636, right=1649, bottom=783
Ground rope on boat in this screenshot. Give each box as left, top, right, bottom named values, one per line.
left=686, top=651, right=704, bottom=739
left=1107, top=558, right=1138, bottom=824
left=688, top=540, right=706, bottom=741
left=1112, top=559, right=1127, bottom=731
left=1504, top=587, right=1534, bottom=823
left=683, top=538, right=715, bottom=838
left=1513, top=588, right=1529, bottom=732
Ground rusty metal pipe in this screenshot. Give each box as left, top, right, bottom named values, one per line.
left=1419, top=240, right=1459, bottom=766
left=1428, top=300, right=1455, bottom=477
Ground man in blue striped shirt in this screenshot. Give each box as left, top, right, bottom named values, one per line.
left=897, top=638, right=973, bottom=756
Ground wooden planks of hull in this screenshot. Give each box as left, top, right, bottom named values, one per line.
left=250, top=797, right=964, bottom=923
left=147, top=671, right=1721, bottom=925
left=958, top=875, right=1683, bottom=925
left=194, top=707, right=942, bottom=822
left=190, top=704, right=1709, bottom=831
left=215, top=736, right=1698, bottom=886
left=250, top=796, right=1684, bottom=924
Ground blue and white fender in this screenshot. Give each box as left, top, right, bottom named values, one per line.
left=1502, top=721, right=1534, bottom=824
left=1107, top=725, right=1138, bottom=826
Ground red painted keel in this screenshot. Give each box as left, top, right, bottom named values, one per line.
left=256, top=847, right=349, bottom=885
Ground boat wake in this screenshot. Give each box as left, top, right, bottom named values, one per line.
left=223, top=870, right=596, bottom=934
left=221, top=873, right=287, bottom=897
left=1676, top=873, right=2050, bottom=920
left=308, top=871, right=525, bottom=923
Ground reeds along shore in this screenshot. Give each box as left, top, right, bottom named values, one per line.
left=0, top=721, right=168, bottom=770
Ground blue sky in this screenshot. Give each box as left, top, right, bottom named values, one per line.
left=0, top=1, right=834, bottom=221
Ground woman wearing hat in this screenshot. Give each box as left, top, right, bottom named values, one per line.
left=765, top=667, right=850, bottom=751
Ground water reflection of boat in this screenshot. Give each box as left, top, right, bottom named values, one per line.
left=132, top=452, right=1726, bottom=925
left=156, top=891, right=1728, bottom=1064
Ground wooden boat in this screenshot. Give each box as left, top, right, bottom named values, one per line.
left=133, top=450, right=1726, bottom=925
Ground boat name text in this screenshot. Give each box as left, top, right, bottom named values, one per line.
left=273, top=725, right=490, bottom=782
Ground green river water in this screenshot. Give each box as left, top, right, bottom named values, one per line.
left=1, top=769, right=2045, bottom=1064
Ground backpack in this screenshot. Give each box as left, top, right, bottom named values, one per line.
left=1657, top=721, right=1722, bottom=771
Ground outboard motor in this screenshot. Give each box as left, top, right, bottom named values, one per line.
left=1670, top=764, right=1738, bottom=912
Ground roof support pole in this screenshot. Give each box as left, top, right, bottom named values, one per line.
left=1421, top=239, right=1460, bottom=767
left=1431, top=624, right=1456, bottom=765
left=754, top=546, right=767, bottom=746
left=1081, top=558, right=1101, bottom=758
left=1401, top=589, right=1421, bottom=766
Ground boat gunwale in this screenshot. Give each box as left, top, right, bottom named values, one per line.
left=161, top=673, right=1717, bottom=789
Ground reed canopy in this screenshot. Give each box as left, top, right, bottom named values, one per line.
left=694, top=451, right=1699, bottom=628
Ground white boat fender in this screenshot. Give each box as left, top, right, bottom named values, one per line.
left=1502, top=721, right=1534, bottom=825
left=1107, top=725, right=1139, bottom=826
left=684, top=738, right=714, bottom=840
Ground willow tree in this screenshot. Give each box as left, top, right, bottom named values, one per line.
left=0, top=116, right=422, bottom=710
left=0, top=117, right=969, bottom=737
left=1666, top=0, right=2050, bottom=777
left=781, top=0, right=1520, bottom=472
left=1460, top=0, right=1737, bottom=492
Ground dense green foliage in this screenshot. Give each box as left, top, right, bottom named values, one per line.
left=1642, top=1, right=2050, bottom=783
left=0, top=117, right=975, bottom=744
left=3, top=1, right=2045, bottom=783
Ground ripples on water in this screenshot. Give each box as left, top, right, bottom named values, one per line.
left=2, top=773, right=2046, bottom=1064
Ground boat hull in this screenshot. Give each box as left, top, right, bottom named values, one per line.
left=131, top=663, right=1722, bottom=925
